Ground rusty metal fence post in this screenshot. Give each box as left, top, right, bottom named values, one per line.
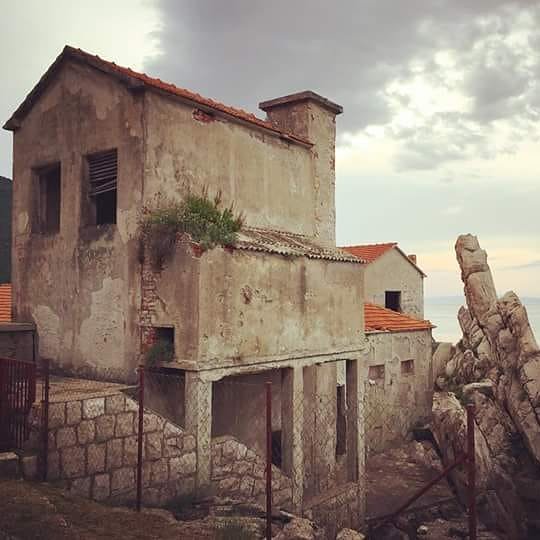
left=467, top=403, right=477, bottom=540
left=266, top=381, right=272, bottom=540
left=136, top=365, right=145, bottom=512
left=41, top=358, right=50, bottom=482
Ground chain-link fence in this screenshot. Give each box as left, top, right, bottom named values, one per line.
left=29, top=361, right=463, bottom=539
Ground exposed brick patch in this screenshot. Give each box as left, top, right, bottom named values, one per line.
left=192, top=108, right=215, bottom=123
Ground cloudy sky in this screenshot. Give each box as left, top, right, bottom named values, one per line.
left=1, top=0, right=539, bottom=298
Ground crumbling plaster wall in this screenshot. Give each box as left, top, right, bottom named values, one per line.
left=11, top=60, right=143, bottom=382
left=197, top=249, right=364, bottom=367
left=146, top=242, right=364, bottom=367
left=362, top=329, right=432, bottom=451
left=142, top=92, right=318, bottom=237
left=364, top=248, right=424, bottom=318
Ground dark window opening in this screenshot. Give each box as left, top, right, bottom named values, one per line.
left=272, top=430, right=282, bottom=467
left=88, top=149, right=117, bottom=225
left=336, top=385, right=347, bottom=456
left=368, top=364, right=385, bottom=381
left=95, top=190, right=117, bottom=225
left=385, top=291, right=402, bottom=312
left=147, top=326, right=175, bottom=363
left=401, top=359, right=414, bottom=375
left=36, top=164, right=61, bottom=234
left=156, top=326, right=174, bottom=347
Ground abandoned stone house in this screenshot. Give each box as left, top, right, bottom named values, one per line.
left=342, top=244, right=433, bottom=451
left=3, top=46, right=371, bottom=523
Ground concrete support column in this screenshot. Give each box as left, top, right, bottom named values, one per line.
left=185, top=372, right=213, bottom=490
left=281, top=366, right=304, bottom=511
left=314, top=362, right=337, bottom=493
left=346, top=358, right=368, bottom=518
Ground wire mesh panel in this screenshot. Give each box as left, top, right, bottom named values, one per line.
left=0, top=357, right=36, bottom=451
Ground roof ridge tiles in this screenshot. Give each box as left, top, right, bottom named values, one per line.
left=4, top=45, right=312, bottom=146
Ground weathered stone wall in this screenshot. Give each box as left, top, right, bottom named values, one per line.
left=364, top=248, right=424, bottom=318
left=362, top=329, right=432, bottom=452
left=26, top=392, right=196, bottom=506
left=211, top=435, right=292, bottom=509
left=11, top=59, right=143, bottom=382
left=25, top=387, right=296, bottom=510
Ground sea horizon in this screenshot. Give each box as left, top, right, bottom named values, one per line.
left=425, top=295, right=540, bottom=345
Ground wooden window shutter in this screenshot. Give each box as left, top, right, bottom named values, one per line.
left=88, top=149, right=117, bottom=196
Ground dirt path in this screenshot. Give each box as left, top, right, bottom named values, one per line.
left=0, top=479, right=216, bottom=539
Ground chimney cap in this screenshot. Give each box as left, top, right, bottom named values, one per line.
left=259, top=91, right=343, bottom=115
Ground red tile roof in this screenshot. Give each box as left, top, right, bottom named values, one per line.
left=342, top=243, right=397, bottom=263
left=364, top=302, right=434, bottom=333
left=4, top=46, right=311, bottom=147
left=0, top=283, right=12, bottom=323
left=341, top=242, right=426, bottom=277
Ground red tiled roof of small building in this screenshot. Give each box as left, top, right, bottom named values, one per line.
left=364, top=302, right=434, bottom=333
left=341, top=243, right=397, bottom=263
left=0, top=283, right=12, bottom=323
left=4, top=46, right=311, bottom=147
left=341, top=242, right=426, bottom=277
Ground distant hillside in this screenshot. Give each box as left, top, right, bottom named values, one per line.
left=0, top=176, right=12, bottom=283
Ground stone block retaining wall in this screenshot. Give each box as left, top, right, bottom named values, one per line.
left=27, top=391, right=196, bottom=505
left=26, top=390, right=295, bottom=510
left=211, top=435, right=292, bottom=509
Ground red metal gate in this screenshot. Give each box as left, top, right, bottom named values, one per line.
left=0, top=357, right=36, bottom=451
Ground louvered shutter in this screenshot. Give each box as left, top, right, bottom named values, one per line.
left=88, top=149, right=117, bottom=196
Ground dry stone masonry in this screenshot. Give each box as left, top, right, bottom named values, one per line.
left=211, top=435, right=292, bottom=508
left=26, top=391, right=196, bottom=506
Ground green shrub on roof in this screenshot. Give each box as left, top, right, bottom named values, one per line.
left=139, top=189, right=244, bottom=268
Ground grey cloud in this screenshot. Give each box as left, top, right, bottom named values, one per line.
left=146, top=1, right=535, bottom=133
left=145, top=1, right=540, bottom=171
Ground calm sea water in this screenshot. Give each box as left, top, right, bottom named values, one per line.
left=425, top=297, right=540, bottom=344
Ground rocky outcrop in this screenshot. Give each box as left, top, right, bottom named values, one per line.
left=432, top=234, right=540, bottom=539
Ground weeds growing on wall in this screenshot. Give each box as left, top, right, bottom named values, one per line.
left=140, top=189, right=244, bottom=268
left=145, top=339, right=174, bottom=365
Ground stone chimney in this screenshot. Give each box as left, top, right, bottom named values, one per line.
left=408, top=254, right=417, bottom=265
left=259, top=91, right=342, bottom=246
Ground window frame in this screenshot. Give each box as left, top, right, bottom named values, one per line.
left=84, top=148, right=118, bottom=226
left=33, top=162, right=61, bottom=235
left=385, top=290, right=402, bottom=312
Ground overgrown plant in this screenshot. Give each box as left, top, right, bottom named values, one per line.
left=140, top=189, right=244, bottom=268
left=145, top=339, right=174, bottom=366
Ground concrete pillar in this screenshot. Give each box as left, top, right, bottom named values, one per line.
left=314, top=362, right=337, bottom=493
left=185, top=372, right=213, bottom=490
left=281, top=366, right=304, bottom=511
left=346, top=358, right=368, bottom=519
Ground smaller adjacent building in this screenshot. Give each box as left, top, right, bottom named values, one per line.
left=343, top=242, right=426, bottom=318
left=342, top=243, right=434, bottom=453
